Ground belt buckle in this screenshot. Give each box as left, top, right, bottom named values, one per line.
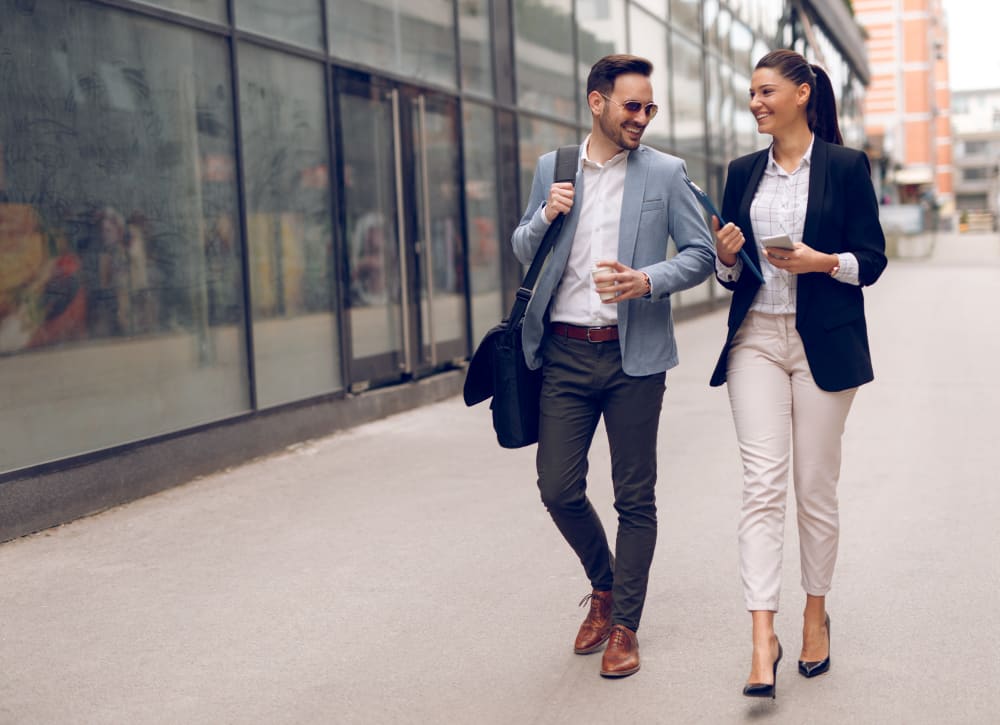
left=586, top=326, right=603, bottom=343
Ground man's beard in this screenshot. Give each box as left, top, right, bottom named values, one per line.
left=599, top=107, right=643, bottom=151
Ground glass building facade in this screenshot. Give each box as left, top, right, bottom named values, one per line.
left=0, top=1, right=870, bottom=493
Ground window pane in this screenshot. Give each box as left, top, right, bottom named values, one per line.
left=671, top=31, right=705, bottom=157
left=632, top=0, right=666, bottom=18
left=628, top=6, right=670, bottom=150
left=706, top=54, right=723, bottom=154
left=577, top=0, right=627, bottom=125
left=412, top=96, right=466, bottom=356
left=238, top=45, right=342, bottom=407
left=329, top=0, right=458, bottom=88
left=463, top=103, right=503, bottom=344
left=731, top=70, right=759, bottom=153
left=671, top=0, right=701, bottom=38
left=459, top=0, right=494, bottom=96
left=0, top=1, right=248, bottom=473
left=514, top=0, right=576, bottom=119
left=730, top=20, right=753, bottom=73
left=234, top=0, right=323, bottom=50
left=132, top=0, right=226, bottom=22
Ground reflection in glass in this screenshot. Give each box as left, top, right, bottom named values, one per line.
left=730, top=20, right=754, bottom=72
left=329, top=0, right=458, bottom=88
left=577, top=0, right=627, bottom=125
left=132, top=0, right=226, bottom=22
left=517, top=116, right=579, bottom=210
left=671, top=32, right=706, bottom=158
left=239, top=45, right=341, bottom=407
left=631, top=0, right=666, bottom=18
left=459, top=0, right=494, bottom=96
left=411, top=96, right=466, bottom=365
left=731, top=71, right=759, bottom=153
left=627, top=5, right=670, bottom=150
left=234, top=0, right=323, bottom=50
left=462, top=103, right=503, bottom=344
left=338, top=80, right=404, bottom=370
left=671, top=0, right=701, bottom=38
left=706, top=54, right=723, bottom=153
left=514, top=0, right=576, bottom=118
left=0, top=0, right=247, bottom=472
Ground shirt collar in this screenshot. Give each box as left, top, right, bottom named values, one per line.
left=581, top=133, right=630, bottom=169
left=765, top=134, right=815, bottom=176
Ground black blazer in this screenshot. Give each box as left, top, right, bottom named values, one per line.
left=710, top=137, right=888, bottom=392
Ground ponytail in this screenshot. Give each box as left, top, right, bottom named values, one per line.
left=755, top=50, right=844, bottom=146
left=808, top=64, right=843, bottom=145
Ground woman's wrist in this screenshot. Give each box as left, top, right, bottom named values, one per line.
left=815, top=252, right=839, bottom=274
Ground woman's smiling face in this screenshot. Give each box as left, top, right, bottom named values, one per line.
left=749, top=66, right=810, bottom=136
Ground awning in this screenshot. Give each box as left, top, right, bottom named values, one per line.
left=889, top=166, right=934, bottom=185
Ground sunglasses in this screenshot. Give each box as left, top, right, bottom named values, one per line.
left=600, top=93, right=658, bottom=119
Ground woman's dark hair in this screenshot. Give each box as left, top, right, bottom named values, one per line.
left=586, top=54, right=653, bottom=97
left=755, top=49, right=843, bottom=145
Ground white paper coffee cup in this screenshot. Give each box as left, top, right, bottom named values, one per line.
left=591, top=265, right=617, bottom=301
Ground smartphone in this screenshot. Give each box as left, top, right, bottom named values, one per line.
left=760, top=233, right=796, bottom=250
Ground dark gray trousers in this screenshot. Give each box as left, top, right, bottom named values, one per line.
left=536, top=333, right=666, bottom=631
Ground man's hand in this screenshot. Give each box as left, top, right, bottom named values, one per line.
left=544, top=182, right=575, bottom=222
left=593, top=260, right=651, bottom=303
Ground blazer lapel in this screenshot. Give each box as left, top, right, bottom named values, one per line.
left=617, top=147, right=650, bottom=265
left=739, top=149, right=769, bottom=272
left=797, top=137, right=829, bottom=310
left=803, top=138, right=827, bottom=250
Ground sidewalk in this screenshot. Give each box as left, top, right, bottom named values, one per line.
left=1, top=233, right=998, bottom=724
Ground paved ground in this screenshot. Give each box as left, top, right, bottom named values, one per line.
left=1, top=232, right=998, bottom=724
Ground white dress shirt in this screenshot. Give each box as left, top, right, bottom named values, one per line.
left=547, top=136, right=629, bottom=327
left=715, top=136, right=860, bottom=311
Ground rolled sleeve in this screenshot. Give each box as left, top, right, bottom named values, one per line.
left=831, top=252, right=860, bottom=286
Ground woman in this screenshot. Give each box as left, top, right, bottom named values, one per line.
left=709, top=49, right=887, bottom=698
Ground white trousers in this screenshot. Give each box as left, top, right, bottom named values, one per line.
left=727, top=312, right=857, bottom=611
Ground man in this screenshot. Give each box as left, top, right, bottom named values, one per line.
left=512, top=54, right=714, bottom=678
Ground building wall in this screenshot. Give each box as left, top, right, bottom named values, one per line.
left=951, top=88, right=1000, bottom=219
left=856, top=0, right=952, bottom=207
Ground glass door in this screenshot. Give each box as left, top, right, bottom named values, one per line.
left=336, top=71, right=467, bottom=388
left=410, top=91, right=467, bottom=370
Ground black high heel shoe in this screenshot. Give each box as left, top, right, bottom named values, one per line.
left=798, top=614, right=831, bottom=678
left=743, top=641, right=782, bottom=699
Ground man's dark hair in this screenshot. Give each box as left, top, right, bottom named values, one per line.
left=586, top=54, right=653, bottom=97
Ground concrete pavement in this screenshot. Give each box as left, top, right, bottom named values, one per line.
left=1, top=232, right=998, bottom=724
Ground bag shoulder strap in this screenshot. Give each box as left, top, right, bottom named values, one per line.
left=507, top=144, right=579, bottom=323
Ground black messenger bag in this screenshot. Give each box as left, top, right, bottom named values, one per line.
left=463, top=144, right=578, bottom=448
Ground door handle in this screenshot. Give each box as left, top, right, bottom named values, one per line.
left=390, top=88, right=413, bottom=373
left=417, top=94, right=437, bottom=366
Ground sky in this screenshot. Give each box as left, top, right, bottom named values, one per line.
left=943, top=0, right=1000, bottom=91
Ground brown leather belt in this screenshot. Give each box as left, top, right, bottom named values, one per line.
left=550, top=322, right=619, bottom=343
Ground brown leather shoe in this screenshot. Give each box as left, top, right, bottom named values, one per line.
left=600, top=624, right=640, bottom=677
left=573, top=589, right=613, bottom=654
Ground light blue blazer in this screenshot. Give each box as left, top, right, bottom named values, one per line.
left=511, top=144, right=715, bottom=377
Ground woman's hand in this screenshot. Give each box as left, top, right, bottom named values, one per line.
left=712, top=216, right=744, bottom=267
left=764, top=243, right=839, bottom=275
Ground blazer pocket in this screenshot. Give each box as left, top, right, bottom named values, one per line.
left=641, top=198, right=664, bottom=211
left=823, top=303, right=863, bottom=330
